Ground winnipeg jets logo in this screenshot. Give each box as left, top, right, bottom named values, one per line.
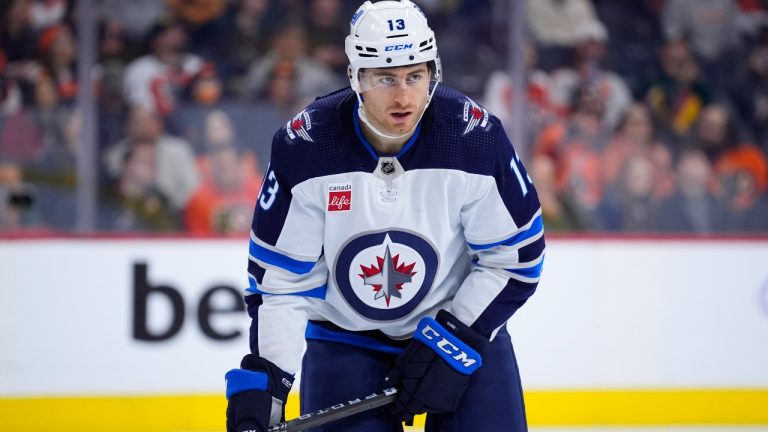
left=462, top=98, right=488, bottom=135
left=359, top=244, right=417, bottom=306
left=335, top=230, right=438, bottom=321
left=286, top=110, right=313, bottom=142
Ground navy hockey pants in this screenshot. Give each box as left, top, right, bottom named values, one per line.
left=299, top=326, right=527, bottom=432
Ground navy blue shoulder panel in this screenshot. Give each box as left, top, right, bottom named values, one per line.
left=269, top=88, right=376, bottom=188
left=398, top=86, right=505, bottom=176
left=268, top=85, right=515, bottom=187
left=401, top=86, right=540, bottom=227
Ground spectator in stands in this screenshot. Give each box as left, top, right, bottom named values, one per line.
left=1, top=0, right=37, bottom=63
left=243, top=21, right=344, bottom=104
left=97, top=0, right=169, bottom=44
left=0, top=46, right=22, bottom=115
left=712, top=140, right=768, bottom=231
left=166, top=66, right=239, bottom=154
left=549, top=19, right=633, bottom=130
left=690, top=105, right=736, bottom=163
left=28, top=107, right=80, bottom=230
left=122, top=17, right=205, bottom=116
left=180, top=63, right=224, bottom=109
left=99, top=138, right=179, bottom=231
left=731, top=27, right=768, bottom=151
left=0, top=72, right=70, bottom=166
left=528, top=154, right=585, bottom=231
left=662, top=0, right=743, bottom=87
left=36, top=106, right=79, bottom=174
left=597, top=153, right=660, bottom=231
left=97, top=29, right=130, bottom=154
left=36, top=24, right=78, bottom=105
left=205, top=0, right=272, bottom=95
left=602, top=103, right=675, bottom=200
left=483, top=42, right=556, bottom=152
left=22, top=75, right=71, bottom=165
left=258, top=58, right=302, bottom=117
left=656, top=148, right=729, bottom=233
left=28, top=0, right=67, bottom=31
left=304, top=0, right=349, bottom=75
left=98, top=18, right=131, bottom=69
left=593, top=0, right=665, bottom=95
left=193, top=108, right=265, bottom=177
left=534, top=84, right=610, bottom=229
left=203, top=109, right=238, bottom=149
left=0, top=160, right=36, bottom=230
left=644, top=39, right=713, bottom=139
left=168, top=0, right=229, bottom=61
left=526, top=0, right=601, bottom=70
left=687, top=104, right=768, bottom=175
left=0, top=49, right=24, bottom=116
left=184, top=144, right=261, bottom=234
left=0, top=76, right=51, bottom=164
left=103, top=105, right=199, bottom=210
left=31, top=74, right=68, bottom=155
left=168, top=0, right=228, bottom=28
left=96, top=17, right=134, bottom=145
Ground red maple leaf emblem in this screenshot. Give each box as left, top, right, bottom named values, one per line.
left=359, top=254, right=417, bottom=306
left=291, top=118, right=305, bottom=130
left=470, top=106, right=483, bottom=120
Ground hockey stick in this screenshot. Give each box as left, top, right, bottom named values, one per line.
left=267, top=387, right=398, bottom=432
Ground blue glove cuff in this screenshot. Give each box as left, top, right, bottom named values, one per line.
left=413, top=316, right=483, bottom=375
left=225, top=368, right=268, bottom=400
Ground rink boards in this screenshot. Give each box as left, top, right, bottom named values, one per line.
left=1, top=236, right=767, bottom=431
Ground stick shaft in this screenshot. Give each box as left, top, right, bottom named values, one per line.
left=267, top=388, right=398, bottom=432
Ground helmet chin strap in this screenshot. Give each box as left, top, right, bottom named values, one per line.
left=355, top=81, right=440, bottom=143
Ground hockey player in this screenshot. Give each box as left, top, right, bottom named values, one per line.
left=225, top=1, right=545, bottom=431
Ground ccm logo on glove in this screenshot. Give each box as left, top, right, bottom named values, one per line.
left=414, top=317, right=482, bottom=374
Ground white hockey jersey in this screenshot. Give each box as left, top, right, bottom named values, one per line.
left=245, top=86, right=545, bottom=373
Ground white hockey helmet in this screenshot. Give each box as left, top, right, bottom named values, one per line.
left=345, top=0, right=442, bottom=93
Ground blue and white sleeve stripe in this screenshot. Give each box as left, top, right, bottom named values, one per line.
left=247, top=251, right=328, bottom=297
left=466, top=209, right=544, bottom=251
left=248, top=232, right=319, bottom=275
left=452, top=207, right=545, bottom=337
left=247, top=274, right=328, bottom=300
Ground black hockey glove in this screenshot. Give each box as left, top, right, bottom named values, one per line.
left=384, top=309, right=488, bottom=422
left=225, top=354, right=294, bottom=432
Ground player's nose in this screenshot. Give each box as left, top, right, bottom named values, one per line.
left=392, top=83, right=412, bottom=106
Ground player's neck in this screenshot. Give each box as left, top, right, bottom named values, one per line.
left=360, top=121, right=414, bottom=156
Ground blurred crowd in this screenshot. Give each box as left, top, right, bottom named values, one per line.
left=1, top=0, right=767, bottom=234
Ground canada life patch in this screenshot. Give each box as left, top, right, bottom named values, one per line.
left=327, top=182, right=352, bottom=212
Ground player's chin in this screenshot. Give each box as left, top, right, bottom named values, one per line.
left=387, top=124, right=414, bottom=135
left=387, top=115, right=415, bottom=132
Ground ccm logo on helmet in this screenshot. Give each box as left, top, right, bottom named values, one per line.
left=385, top=44, right=413, bottom=51
left=420, top=324, right=478, bottom=369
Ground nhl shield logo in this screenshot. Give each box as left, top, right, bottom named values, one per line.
left=462, top=98, right=489, bottom=135
left=286, top=110, right=313, bottom=142
left=335, top=230, right=438, bottom=321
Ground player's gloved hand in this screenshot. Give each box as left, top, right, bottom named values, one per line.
left=225, top=354, right=294, bottom=432
left=384, top=309, right=488, bottom=422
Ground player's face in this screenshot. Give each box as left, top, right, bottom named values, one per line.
left=359, top=63, right=431, bottom=135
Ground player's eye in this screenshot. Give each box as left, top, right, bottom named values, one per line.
left=377, top=76, right=396, bottom=86
left=406, top=73, right=424, bottom=84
